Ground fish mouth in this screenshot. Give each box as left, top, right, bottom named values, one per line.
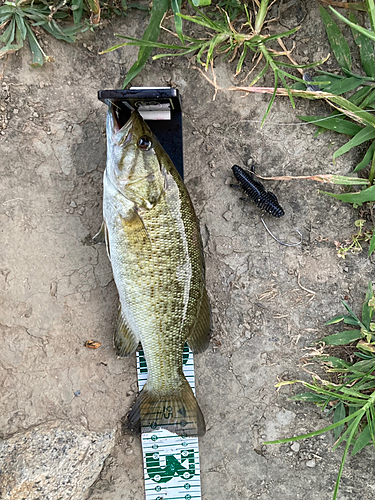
left=108, top=104, right=150, bottom=144
left=108, top=102, right=128, bottom=134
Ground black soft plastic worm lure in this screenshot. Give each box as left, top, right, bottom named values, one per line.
left=232, top=165, right=284, bottom=218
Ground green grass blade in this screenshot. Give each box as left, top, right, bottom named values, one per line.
left=325, top=315, right=345, bottom=325
left=354, top=140, right=375, bottom=171
left=121, top=0, right=169, bottom=87
left=264, top=408, right=363, bottom=445
left=152, top=47, right=199, bottom=59
left=352, top=423, right=371, bottom=454
left=290, top=381, right=364, bottom=404
left=343, top=314, right=367, bottom=324
left=41, top=20, right=76, bottom=43
left=177, top=12, right=220, bottom=31
left=369, top=146, right=375, bottom=184
left=320, top=6, right=351, bottom=71
left=248, top=62, right=269, bottom=87
left=332, top=414, right=363, bottom=500
left=0, top=16, right=15, bottom=45
left=262, top=26, right=300, bottom=42
left=206, top=33, right=227, bottom=69
left=321, top=185, right=375, bottom=204
left=342, top=301, right=365, bottom=326
left=191, top=0, right=212, bottom=6
left=14, top=12, right=27, bottom=40
left=362, top=282, right=374, bottom=329
left=367, top=0, right=375, bottom=31
left=71, top=0, right=84, bottom=25
left=321, top=356, right=352, bottom=369
left=333, top=125, right=375, bottom=161
left=320, top=330, right=362, bottom=345
left=298, top=115, right=362, bottom=136
left=25, top=22, right=44, bottom=66
left=351, top=86, right=374, bottom=106
left=196, top=42, right=209, bottom=65
left=327, top=94, right=375, bottom=128
left=279, top=74, right=295, bottom=109
left=349, top=11, right=375, bottom=77
left=369, top=405, right=375, bottom=446
left=261, top=69, right=278, bottom=126
left=324, top=76, right=366, bottom=95
left=171, top=0, right=183, bottom=42
left=333, top=401, right=346, bottom=439
left=369, top=227, right=375, bottom=257
left=290, top=392, right=330, bottom=403
left=275, top=55, right=329, bottom=70
left=329, top=6, right=375, bottom=43
left=236, top=43, right=247, bottom=75
left=113, top=35, right=189, bottom=50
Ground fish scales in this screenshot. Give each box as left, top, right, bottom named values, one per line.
left=100, top=105, right=210, bottom=436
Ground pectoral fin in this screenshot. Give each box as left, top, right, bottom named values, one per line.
left=93, top=221, right=106, bottom=244
left=187, top=287, right=211, bottom=353
left=114, top=303, right=140, bottom=357
left=119, top=208, right=151, bottom=248
left=93, top=221, right=111, bottom=260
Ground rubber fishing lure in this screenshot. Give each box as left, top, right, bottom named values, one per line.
left=231, top=164, right=284, bottom=218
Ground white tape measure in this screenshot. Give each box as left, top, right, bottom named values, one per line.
left=136, top=345, right=202, bottom=500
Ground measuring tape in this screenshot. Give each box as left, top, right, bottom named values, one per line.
left=136, top=345, right=202, bottom=500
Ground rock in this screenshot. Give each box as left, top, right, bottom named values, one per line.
left=290, top=442, right=300, bottom=452
left=306, top=459, right=316, bottom=468
left=0, top=420, right=115, bottom=500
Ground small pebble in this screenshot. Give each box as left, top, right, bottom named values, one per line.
left=212, top=123, right=220, bottom=128
left=306, top=459, right=316, bottom=468
left=80, top=416, right=88, bottom=427
left=70, top=201, right=77, bottom=208
left=125, top=447, right=133, bottom=455
left=13, top=109, right=19, bottom=114
left=222, top=211, right=232, bottom=221
left=291, top=442, right=300, bottom=452
left=74, top=390, right=81, bottom=397
left=126, top=390, right=134, bottom=396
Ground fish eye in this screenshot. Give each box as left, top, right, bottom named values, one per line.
left=138, top=135, right=152, bottom=151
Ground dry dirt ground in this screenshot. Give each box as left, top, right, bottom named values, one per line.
left=1, top=2, right=375, bottom=499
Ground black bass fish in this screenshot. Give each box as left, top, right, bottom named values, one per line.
left=96, top=104, right=211, bottom=436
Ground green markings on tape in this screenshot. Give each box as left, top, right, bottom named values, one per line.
left=136, top=343, right=202, bottom=500
left=146, top=449, right=195, bottom=483
left=138, top=343, right=191, bottom=373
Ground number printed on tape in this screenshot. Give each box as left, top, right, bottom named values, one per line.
left=136, top=346, right=202, bottom=500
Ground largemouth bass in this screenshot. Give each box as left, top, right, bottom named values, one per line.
left=97, top=104, right=211, bottom=436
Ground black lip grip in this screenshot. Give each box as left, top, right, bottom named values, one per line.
left=98, top=88, right=184, bottom=180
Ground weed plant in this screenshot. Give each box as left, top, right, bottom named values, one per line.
left=0, top=0, right=145, bottom=66
left=266, top=281, right=375, bottom=500
left=104, top=0, right=326, bottom=109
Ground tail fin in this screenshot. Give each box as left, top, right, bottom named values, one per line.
left=127, top=378, right=206, bottom=437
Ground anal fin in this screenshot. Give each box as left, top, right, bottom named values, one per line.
left=114, top=303, right=139, bottom=357
left=187, top=287, right=211, bottom=353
